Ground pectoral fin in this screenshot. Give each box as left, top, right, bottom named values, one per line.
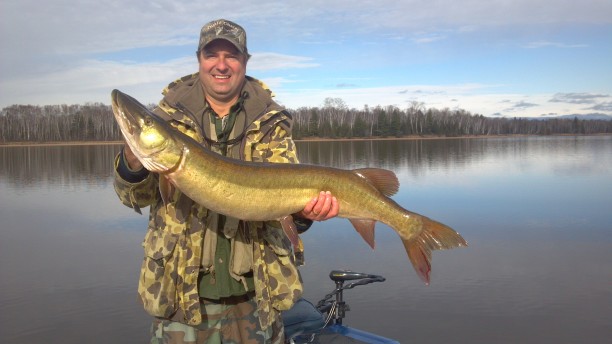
left=158, top=175, right=175, bottom=209
left=349, top=219, right=376, bottom=249
left=279, top=215, right=300, bottom=249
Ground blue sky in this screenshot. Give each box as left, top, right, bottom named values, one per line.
left=1, top=0, right=611, bottom=117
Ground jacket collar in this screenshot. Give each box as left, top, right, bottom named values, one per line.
left=161, top=74, right=281, bottom=126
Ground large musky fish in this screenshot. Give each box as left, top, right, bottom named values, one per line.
left=111, top=89, right=467, bottom=284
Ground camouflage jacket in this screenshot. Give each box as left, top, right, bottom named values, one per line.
left=113, top=74, right=303, bottom=329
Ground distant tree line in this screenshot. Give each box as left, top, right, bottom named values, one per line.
left=291, top=98, right=612, bottom=139
left=1, top=98, right=611, bottom=143
left=0, top=103, right=120, bottom=142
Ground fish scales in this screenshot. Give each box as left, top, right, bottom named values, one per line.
left=170, top=149, right=389, bottom=222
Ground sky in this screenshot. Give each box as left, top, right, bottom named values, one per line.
left=1, top=0, right=611, bottom=118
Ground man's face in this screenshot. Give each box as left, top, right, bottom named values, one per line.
left=198, top=39, right=248, bottom=105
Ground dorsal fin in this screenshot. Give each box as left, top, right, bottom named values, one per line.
left=352, top=168, right=399, bottom=197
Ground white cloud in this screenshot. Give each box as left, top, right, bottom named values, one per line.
left=1, top=0, right=611, bottom=116
left=524, top=41, right=589, bottom=49
left=275, top=83, right=486, bottom=109
left=274, top=85, right=612, bottom=117
left=249, top=53, right=319, bottom=71
left=549, top=93, right=609, bottom=104
left=412, top=34, right=447, bottom=44
left=4, top=1, right=609, bottom=59
left=0, top=57, right=195, bottom=106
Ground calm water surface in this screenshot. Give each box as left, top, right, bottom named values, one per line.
left=1, top=136, right=610, bottom=343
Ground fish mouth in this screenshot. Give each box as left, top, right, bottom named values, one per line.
left=111, top=89, right=181, bottom=173
left=111, top=89, right=139, bottom=136
left=111, top=89, right=124, bottom=114
left=111, top=89, right=120, bottom=105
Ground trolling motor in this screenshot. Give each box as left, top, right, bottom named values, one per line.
left=283, top=269, right=393, bottom=343
left=317, top=270, right=386, bottom=326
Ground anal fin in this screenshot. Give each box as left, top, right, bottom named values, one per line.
left=349, top=219, right=376, bottom=249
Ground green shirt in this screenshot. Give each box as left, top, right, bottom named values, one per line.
left=198, top=101, right=255, bottom=299
left=198, top=219, right=255, bottom=299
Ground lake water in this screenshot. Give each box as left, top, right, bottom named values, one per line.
left=1, top=136, right=610, bottom=343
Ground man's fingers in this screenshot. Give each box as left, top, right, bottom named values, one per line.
left=312, top=191, right=326, bottom=215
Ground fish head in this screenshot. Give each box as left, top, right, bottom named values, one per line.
left=111, top=89, right=183, bottom=173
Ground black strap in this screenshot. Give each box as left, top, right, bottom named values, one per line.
left=205, top=91, right=248, bottom=155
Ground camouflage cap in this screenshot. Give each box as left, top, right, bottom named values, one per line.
left=198, top=19, right=250, bottom=57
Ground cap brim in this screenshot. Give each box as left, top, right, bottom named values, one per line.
left=201, top=37, right=248, bottom=56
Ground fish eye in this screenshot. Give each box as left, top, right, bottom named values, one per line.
left=144, top=117, right=153, bottom=126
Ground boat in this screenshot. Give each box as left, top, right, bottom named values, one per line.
left=282, top=270, right=400, bottom=343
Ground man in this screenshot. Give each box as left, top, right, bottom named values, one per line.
left=113, top=19, right=338, bottom=343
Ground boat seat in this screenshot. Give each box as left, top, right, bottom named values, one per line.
left=281, top=298, right=325, bottom=339
left=329, top=270, right=379, bottom=282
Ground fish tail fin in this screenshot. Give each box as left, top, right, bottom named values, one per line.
left=402, top=217, right=467, bottom=285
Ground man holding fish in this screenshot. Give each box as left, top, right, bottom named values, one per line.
left=114, top=19, right=338, bottom=343
left=113, top=17, right=467, bottom=344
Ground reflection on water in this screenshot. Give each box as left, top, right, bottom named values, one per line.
left=1, top=136, right=611, bottom=344
left=298, top=136, right=612, bottom=177
left=0, top=144, right=122, bottom=188
left=299, top=139, right=492, bottom=176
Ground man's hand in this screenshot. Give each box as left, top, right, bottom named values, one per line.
left=123, top=143, right=144, bottom=170
left=298, top=191, right=339, bottom=221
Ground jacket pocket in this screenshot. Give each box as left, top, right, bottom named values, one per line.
left=261, top=224, right=303, bottom=311
left=138, top=227, right=180, bottom=318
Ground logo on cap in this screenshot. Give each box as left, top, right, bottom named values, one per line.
left=198, top=19, right=249, bottom=56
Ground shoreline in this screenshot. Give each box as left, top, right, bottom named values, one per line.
left=0, top=133, right=610, bottom=147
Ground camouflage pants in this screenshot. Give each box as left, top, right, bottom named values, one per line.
left=150, top=295, right=284, bottom=344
